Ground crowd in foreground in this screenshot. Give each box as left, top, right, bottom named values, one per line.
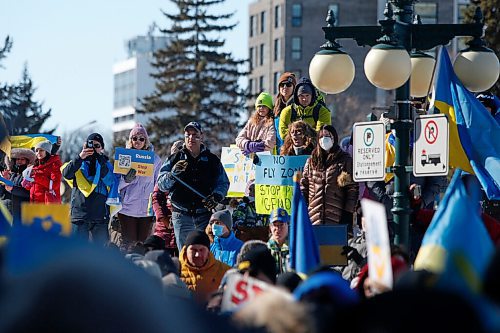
left=0, top=72, right=499, bottom=332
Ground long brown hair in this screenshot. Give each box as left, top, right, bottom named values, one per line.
left=310, top=125, right=340, bottom=170
left=280, top=121, right=316, bottom=155
left=249, top=107, right=274, bottom=127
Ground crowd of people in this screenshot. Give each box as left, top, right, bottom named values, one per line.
left=1, top=71, right=500, bottom=332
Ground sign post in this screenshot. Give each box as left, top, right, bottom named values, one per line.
left=413, top=114, right=449, bottom=177
left=353, top=121, right=385, bottom=182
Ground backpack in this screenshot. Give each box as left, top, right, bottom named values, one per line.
left=290, top=100, right=325, bottom=124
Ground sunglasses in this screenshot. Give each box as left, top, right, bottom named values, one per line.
left=132, top=136, right=145, bottom=142
left=280, top=82, right=293, bottom=88
left=93, top=143, right=102, bottom=149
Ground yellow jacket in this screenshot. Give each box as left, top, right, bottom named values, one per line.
left=279, top=101, right=331, bottom=140
left=179, top=246, right=230, bottom=303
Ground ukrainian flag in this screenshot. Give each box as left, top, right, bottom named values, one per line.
left=0, top=175, right=14, bottom=187
left=0, top=201, right=13, bottom=245
left=0, top=134, right=58, bottom=156
left=289, top=172, right=320, bottom=275
left=433, top=48, right=500, bottom=199
left=414, top=170, right=494, bottom=293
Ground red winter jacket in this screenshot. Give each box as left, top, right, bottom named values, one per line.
left=30, top=155, right=63, bottom=203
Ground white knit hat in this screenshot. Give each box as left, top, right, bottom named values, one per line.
left=34, top=140, right=52, bottom=153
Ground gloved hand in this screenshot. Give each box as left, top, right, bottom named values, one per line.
left=49, top=189, right=57, bottom=197
left=243, top=141, right=266, bottom=155
left=341, top=245, right=364, bottom=265
left=124, top=168, right=137, bottom=183
left=203, top=193, right=224, bottom=211
left=171, top=160, right=188, bottom=176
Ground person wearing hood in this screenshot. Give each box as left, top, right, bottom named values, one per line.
left=157, top=122, right=230, bottom=251
left=300, top=125, right=358, bottom=226
left=179, top=230, right=230, bottom=304
left=208, top=210, right=243, bottom=267
left=278, top=77, right=331, bottom=141
left=117, top=124, right=162, bottom=248
left=22, top=140, right=63, bottom=203
left=3, top=148, right=36, bottom=222
left=62, top=133, right=117, bottom=244
left=273, top=72, right=297, bottom=151
left=236, top=92, right=276, bottom=155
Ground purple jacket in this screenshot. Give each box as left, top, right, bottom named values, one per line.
left=119, top=154, right=162, bottom=218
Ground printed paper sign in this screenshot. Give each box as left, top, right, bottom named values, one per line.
left=220, top=146, right=256, bottom=197
left=113, top=148, right=154, bottom=177
left=21, top=203, right=71, bottom=236
left=361, top=198, right=393, bottom=289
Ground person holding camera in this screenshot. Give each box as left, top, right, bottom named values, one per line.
left=157, top=122, right=229, bottom=251
left=117, top=124, right=162, bottom=249
left=62, top=133, right=117, bottom=244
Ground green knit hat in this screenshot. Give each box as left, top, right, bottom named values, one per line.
left=255, top=92, right=273, bottom=110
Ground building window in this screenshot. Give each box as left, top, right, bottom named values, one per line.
left=273, top=72, right=280, bottom=95
left=328, top=4, right=339, bottom=26
left=274, top=38, right=281, bottom=62
left=414, top=3, right=438, bottom=24
left=292, top=4, right=302, bottom=27
left=291, top=37, right=302, bottom=60
left=249, top=47, right=254, bottom=70
left=259, top=75, right=265, bottom=92
left=114, top=69, right=136, bottom=109
left=260, top=11, right=266, bottom=34
left=250, top=15, right=255, bottom=37
left=249, top=78, right=254, bottom=95
left=274, top=5, right=281, bottom=28
left=456, top=3, right=469, bottom=51
left=260, top=44, right=265, bottom=66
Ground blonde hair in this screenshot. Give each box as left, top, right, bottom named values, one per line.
left=249, top=107, right=274, bottom=127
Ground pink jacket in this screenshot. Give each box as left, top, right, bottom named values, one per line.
left=235, top=119, right=276, bottom=151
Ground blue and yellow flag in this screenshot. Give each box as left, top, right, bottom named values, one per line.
left=414, top=170, right=494, bottom=293
left=0, top=175, right=14, bottom=187
left=0, top=201, right=13, bottom=246
left=0, top=134, right=58, bottom=156
left=21, top=203, right=72, bottom=236
left=433, top=49, right=500, bottom=199
left=289, top=173, right=320, bottom=274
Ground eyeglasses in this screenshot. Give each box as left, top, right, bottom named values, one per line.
left=93, top=143, right=102, bottom=149
left=132, top=136, right=145, bottom=142
left=279, top=82, right=293, bottom=88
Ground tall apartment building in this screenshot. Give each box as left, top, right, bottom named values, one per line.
left=248, top=0, right=464, bottom=135
left=112, top=34, right=169, bottom=141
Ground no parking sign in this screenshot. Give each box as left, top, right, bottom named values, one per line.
left=413, top=114, right=449, bottom=176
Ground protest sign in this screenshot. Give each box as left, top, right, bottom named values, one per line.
left=21, top=203, right=71, bottom=236
left=221, top=146, right=256, bottom=197
left=221, top=273, right=288, bottom=312
left=255, top=155, right=308, bottom=215
left=361, top=198, right=393, bottom=289
left=113, top=147, right=154, bottom=177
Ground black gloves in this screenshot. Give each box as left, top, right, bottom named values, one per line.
left=124, top=168, right=137, bottom=183
left=203, top=193, right=224, bottom=210
left=341, top=245, right=365, bottom=265
left=171, top=160, right=188, bottom=176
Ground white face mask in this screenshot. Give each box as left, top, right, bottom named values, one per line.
left=319, top=137, right=334, bottom=151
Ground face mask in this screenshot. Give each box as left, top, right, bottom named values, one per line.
left=212, top=224, right=225, bottom=237
left=319, top=137, right=334, bottom=151
left=247, top=196, right=255, bottom=203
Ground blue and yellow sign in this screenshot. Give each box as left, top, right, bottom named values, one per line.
left=313, top=225, right=348, bottom=266
left=221, top=146, right=256, bottom=197
left=21, top=203, right=71, bottom=236
left=255, top=155, right=308, bottom=215
left=113, top=147, right=155, bottom=177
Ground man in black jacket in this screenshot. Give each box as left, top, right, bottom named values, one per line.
left=62, top=133, right=116, bottom=245
left=157, top=122, right=229, bottom=251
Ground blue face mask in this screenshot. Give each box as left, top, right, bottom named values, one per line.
left=212, top=224, right=225, bottom=237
